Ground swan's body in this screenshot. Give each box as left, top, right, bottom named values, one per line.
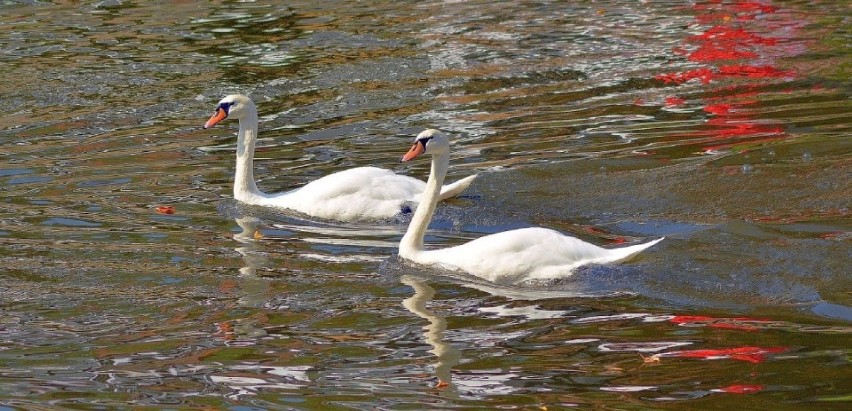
left=203, top=95, right=477, bottom=221
left=398, top=129, right=663, bottom=283
left=234, top=165, right=473, bottom=222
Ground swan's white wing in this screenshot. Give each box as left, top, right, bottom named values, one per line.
left=271, top=167, right=425, bottom=220
left=417, top=227, right=661, bottom=283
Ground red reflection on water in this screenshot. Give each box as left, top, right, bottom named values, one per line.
left=688, top=26, right=776, bottom=62
left=702, top=119, right=783, bottom=138
left=689, top=28, right=759, bottom=62
left=654, top=65, right=793, bottom=85
left=671, top=315, right=715, bottom=323
left=665, top=96, right=686, bottom=107
left=703, top=103, right=731, bottom=115
left=718, top=64, right=793, bottom=78
left=714, top=384, right=765, bottom=394
left=656, top=68, right=715, bottom=85
left=654, top=0, right=804, bottom=154
left=664, top=346, right=787, bottom=363
left=732, top=2, right=778, bottom=14
left=670, top=314, right=770, bottom=331
left=693, top=1, right=778, bottom=23
left=582, top=225, right=628, bottom=245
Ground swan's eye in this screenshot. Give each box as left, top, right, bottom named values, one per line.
left=218, top=102, right=233, bottom=114
left=417, top=136, right=433, bottom=148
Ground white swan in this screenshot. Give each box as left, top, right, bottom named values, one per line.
left=203, top=95, right=477, bottom=221
left=398, top=129, right=664, bottom=283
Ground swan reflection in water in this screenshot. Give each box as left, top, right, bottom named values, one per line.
left=234, top=216, right=267, bottom=277
left=231, top=216, right=272, bottom=307
left=401, top=275, right=462, bottom=390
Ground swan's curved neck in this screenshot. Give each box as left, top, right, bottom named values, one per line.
left=400, top=152, right=449, bottom=257
left=234, top=107, right=264, bottom=200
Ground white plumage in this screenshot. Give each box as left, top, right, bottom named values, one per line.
left=398, top=129, right=663, bottom=283
left=203, top=95, right=476, bottom=221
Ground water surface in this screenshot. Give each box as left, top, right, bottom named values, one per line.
left=0, top=0, right=849, bottom=409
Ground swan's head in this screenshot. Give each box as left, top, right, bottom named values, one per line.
left=203, top=94, right=255, bottom=129
left=401, top=129, right=450, bottom=162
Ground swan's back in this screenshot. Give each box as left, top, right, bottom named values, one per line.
left=417, top=227, right=662, bottom=283
left=265, top=166, right=425, bottom=221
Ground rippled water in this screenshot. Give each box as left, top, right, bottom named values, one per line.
left=1, top=0, right=849, bottom=409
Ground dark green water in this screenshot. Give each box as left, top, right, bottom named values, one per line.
left=0, top=0, right=849, bottom=409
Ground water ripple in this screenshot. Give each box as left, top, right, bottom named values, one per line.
left=0, top=0, right=849, bottom=409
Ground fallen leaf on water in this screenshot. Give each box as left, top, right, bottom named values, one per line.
left=639, top=353, right=662, bottom=364
left=156, top=205, right=175, bottom=214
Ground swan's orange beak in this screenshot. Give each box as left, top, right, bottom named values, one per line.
left=401, top=142, right=425, bottom=162
left=204, top=108, right=228, bottom=129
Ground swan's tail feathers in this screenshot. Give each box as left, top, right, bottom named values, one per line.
left=604, top=237, right=665, bottom=263
left=438, top=174, right=478, bottom=200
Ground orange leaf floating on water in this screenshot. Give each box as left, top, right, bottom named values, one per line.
left=156, top=205, right=175, bottom=214
left=639, top=353, right=662, bottom=364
